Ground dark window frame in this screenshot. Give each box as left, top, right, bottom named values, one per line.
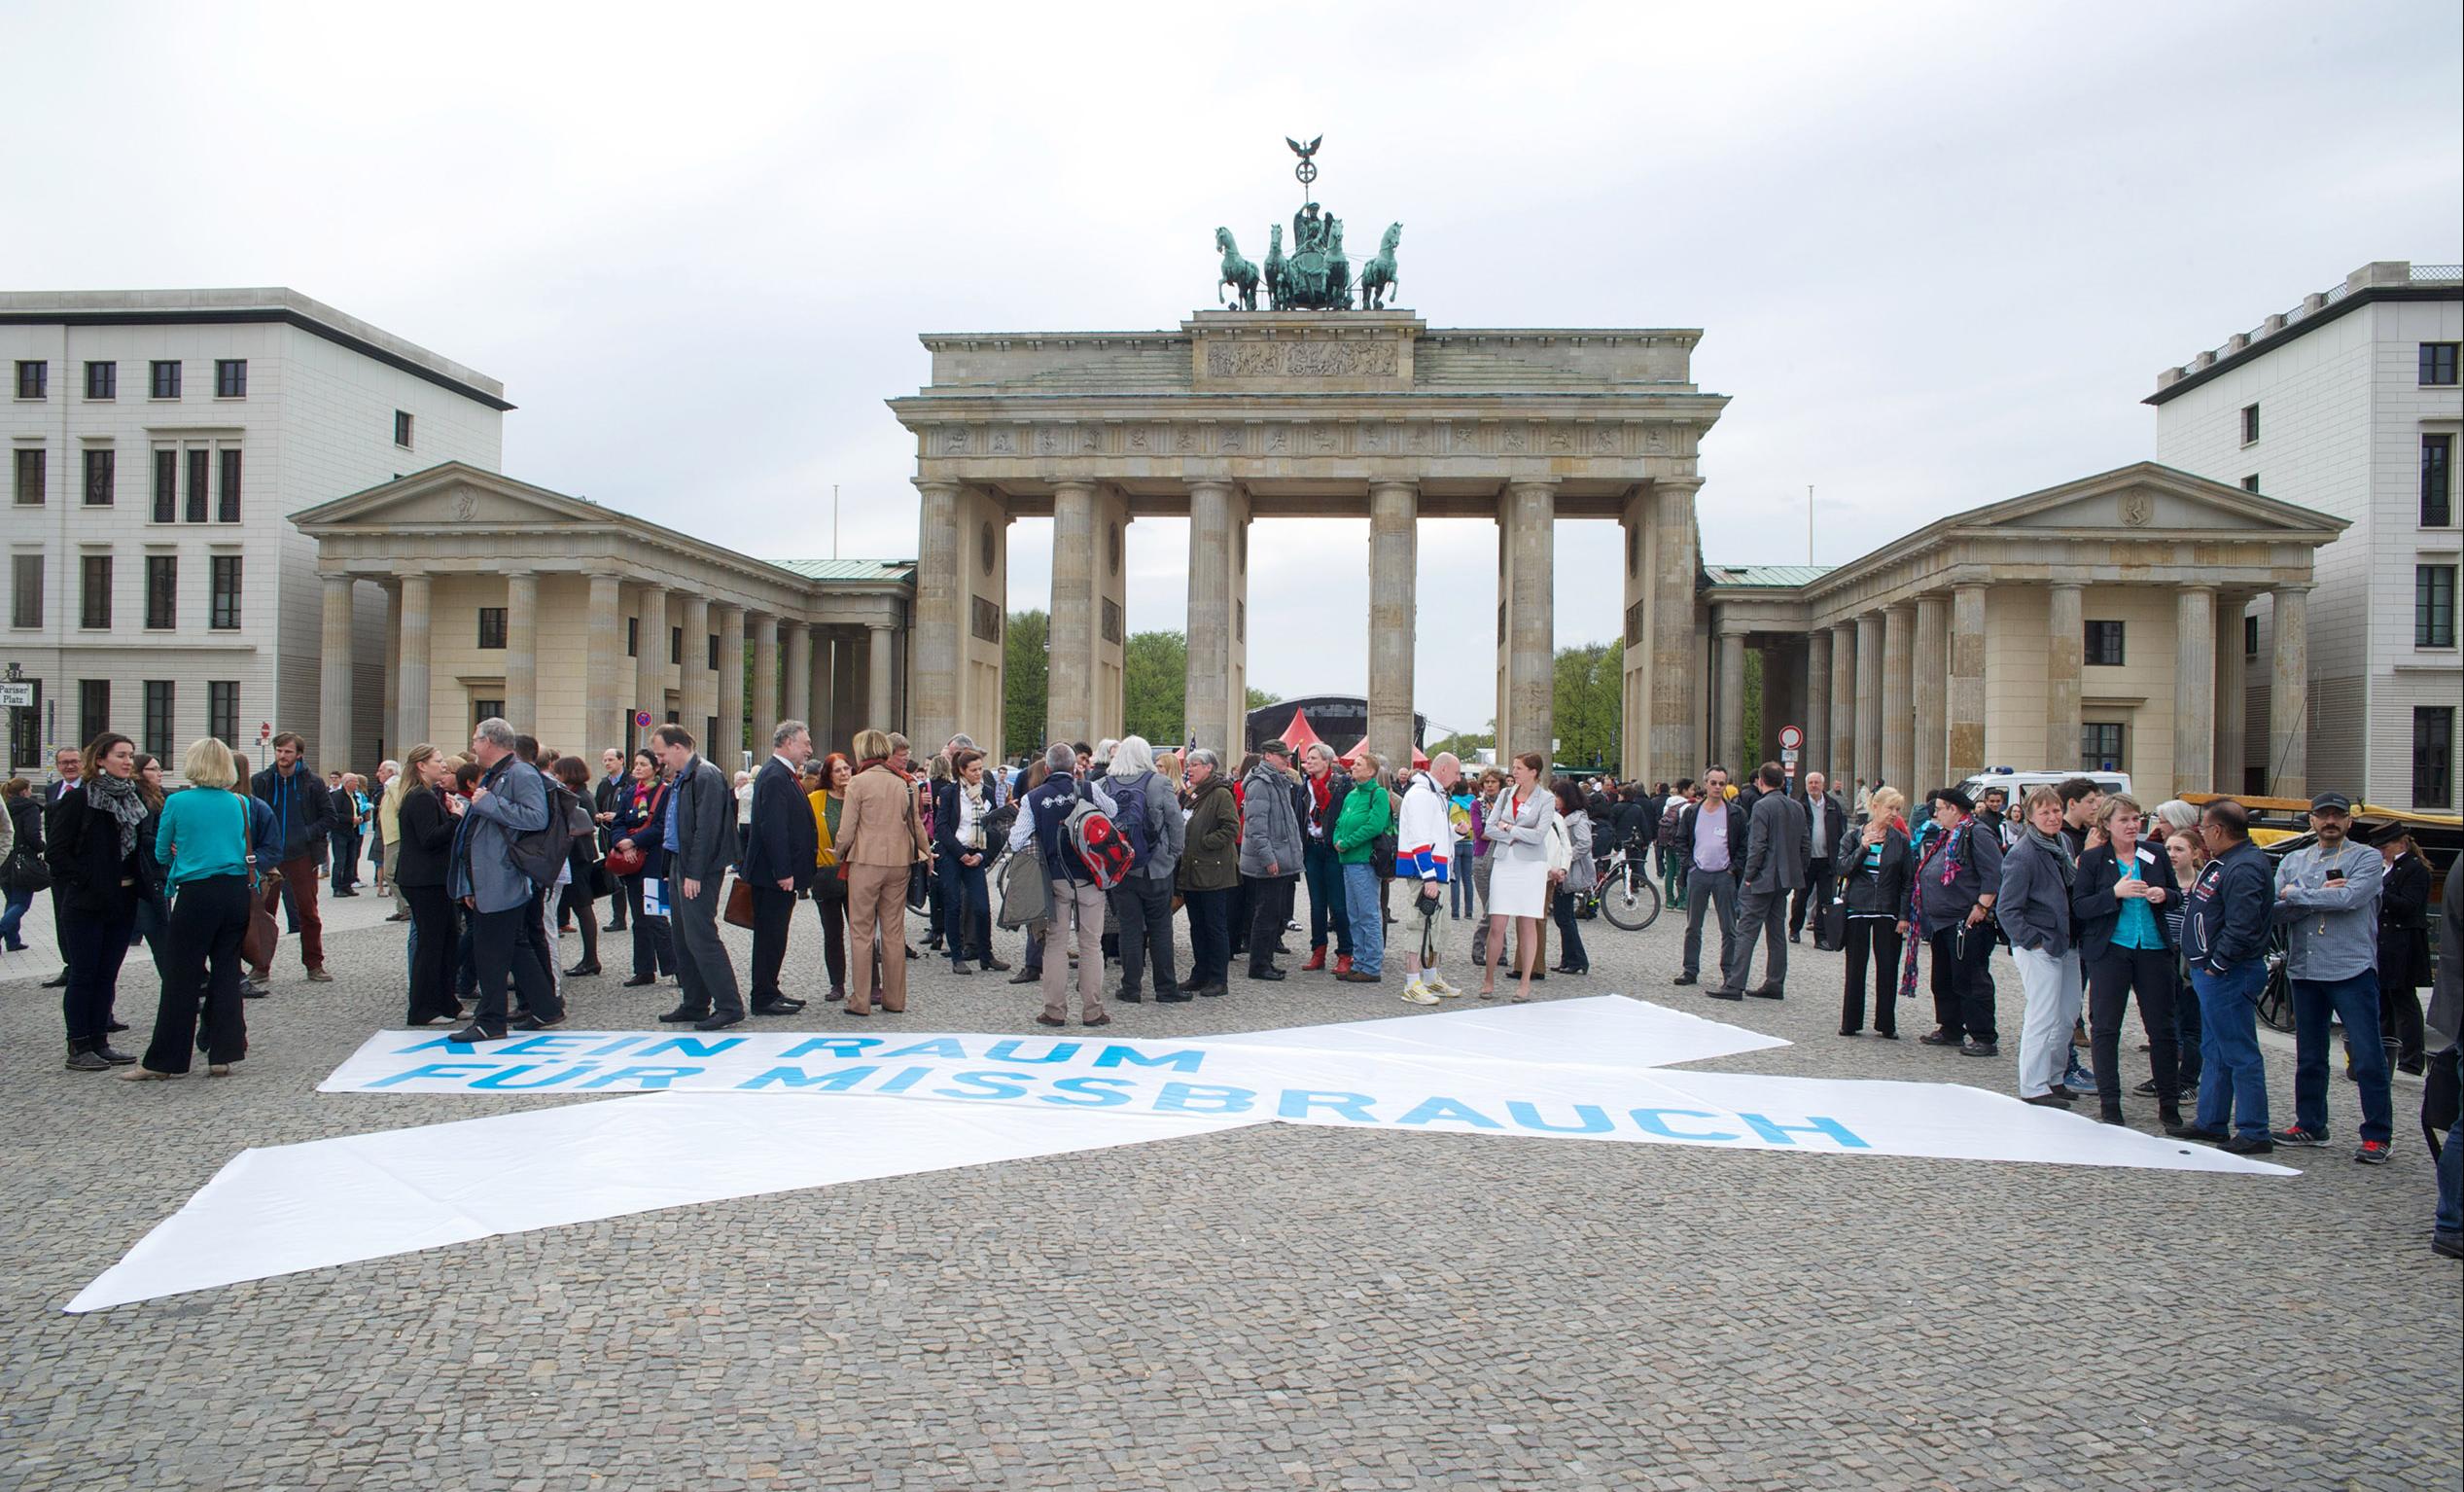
left=152, top=448, right=176, bottom=522
left=2424, top=433, right=2453, bottom=528
left=626, top=617, right=639, bottom=657
left=216, top=447, right=241, bottom=522
left=149, top=360, right=181, bottom=400
left=185, top=448, right=209, bottom=523
left=2414, top=706, right=2455, bottom=809
left=142, top=680, right=175, bottom=764
left=707, top=632, right=721, bottom=670
left=208, top=681, right=239, bottom=745
left=2422, top=342, right=2460, bottom=387
left=78, top=680, right=110, bottom=746
left=79, top=553, right=113, bottom=630
left=472, top=697, right=506, bottom=731
left=2243, top=614, right=2259, bottom=656
left=2081, top=722, right=2125, bottom=771
left=15, top=360, right=46, bottom=400
left=14, top=446, right=44, bottom=506
left=2240, top=474, right=2261, bottom=493
left=84, top=361, right=116, bottom=401
left=2418, top=564, right=2458, bottom=649
left=209, top=555, right=242, bottom=630
left=2239, top=403, right=2260, bottom=444
left=2084, top=619, right=2127, bottom=667
left=214, top=359, right=247, bottom=398
left=669, top=627, right=682, bottom=665
left=10, top=553, right=40, bottom=629
left=394, top=409, right=413, bottom=448
left=82, top=447, right=114, bottom=506
left=477, top=607, right=508, bottom=650
left=145, top=554, right=176, bottom=630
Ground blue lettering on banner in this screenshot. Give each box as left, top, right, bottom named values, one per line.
left=1629, top=1108, right=1741, bottom=1142
left=471, top=1063, right=596, bottom=1090
left=883, top=1040, right=971, bottom=1060
left=367, top=1062, right=493, bottom=1087
left=1505, top=1101, right=1613, bottom=1134
left=1396, top=1096, right=1505, bottom=1129
left=740, top=1066, right=879, bottom=1091
left=1737, top=1114, right=1870, bottom=1149
left=1277, top=1089, right=1377, bottom=1121
left=1153, top=1083, right=1253, bottom=1114
left=639, top=1036, right=747, bottom=1058
left=577, top=1066, right=706, bottom=1090
left=392, top=1037, right=475, bottom=1055
left=498, top=1035, right=589, bottom=1057
left=1094, top=1046, right=1206, bottom=1073
left=782, top=1038, right=880, bottom=1059
left=933, top=1071, right=1033, bottom=1101
left=586, top=1036, right=654, bottom=1055
left=985, top=1040, right=1081, bottom=1065
left=876, top=1067, right=933, bottom=1094
left=1041, top=1077, right=1134, bottom=1107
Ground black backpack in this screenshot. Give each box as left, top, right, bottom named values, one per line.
left=510, top=777, right=581, bottom=888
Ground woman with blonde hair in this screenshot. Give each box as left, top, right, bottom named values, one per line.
left=1479, top=751, right=1556, bottom=1003
left=394, top=744, right=464, bottom=1026
left=837, top=727, right=928, bottom=1014
left=1836, top=787, right=1913, bottom=1038
left=125, top=737, right=254, bottom=1079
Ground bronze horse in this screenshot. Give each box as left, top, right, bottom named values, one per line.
left=1215, top=228, right=1259, bottom=311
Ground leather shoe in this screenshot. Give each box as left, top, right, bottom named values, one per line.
left=1745, top=985, right=1784, bottom=1000
left=445, top=1023, right=506, bottom=1044
left=2021, top=1091, right=2073, bottom=1108
left=980, top=957, right=1012, bottom=972
left=564, top=962, right=602, bottom=978
left=621, top=974, right=657, bottom=988
left=826, top=985, right=848, bottom=1002
left=693, top=1012, right=746, bottom=1032
left=1196, top=982, right=1228, bottom=998
left=1919, top=1029, right=1961, bottom=1047
left=1671, top=974, right=1697, bottom=986
left=656, top=1007, right=710, bottom=1024
left=1248, top=967, right=1288, bottom=981
left=42, top=971, right=70, bottom=988
left=752, top=999, right=805, bottom=1016
left=1156, top=990, right=1193, bottom=1003
left=107, top=1019, right=130, bottom=1034
left=1081, top=1014, right=1111, bottom=1027
left=1008, top=968, right=1039, bottom=984
left=1706, top=989, right=1744, bottom=1001
left=510, top=1012, right=567, bottom=1031
left=1035, top=1014, right=1067, bottom=1027
left=1115, top=987, right=1144, bottom=1003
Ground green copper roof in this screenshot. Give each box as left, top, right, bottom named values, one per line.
left=771, top=558, right=917, bottom=583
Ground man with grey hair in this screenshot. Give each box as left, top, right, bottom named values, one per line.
left=447, top=717, right=561, bottom=1043
left=1240, top=741, right=1306, bottom=981
left=1393, top=752, right=1465, bottom=1004
left=740, top=719, right=816, bottom=1016
left=1104, top=735, right=1183, bottom=1003
left=652, top=724, right=748, bottom=1031
left=1025, top=741, right=1115, bottom=1026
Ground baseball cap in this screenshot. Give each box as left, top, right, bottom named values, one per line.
left=2309, top=792, right=2352, bottom=814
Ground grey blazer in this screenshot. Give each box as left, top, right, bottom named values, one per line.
left=1741, top=791, right=1809, bottom=893
left=450, top=756, right=550, bottom=914
left=1484, top=787, right=1555, bottom=867
left=670, top=756, right=736, bottom=885
left=1995, top=834, right=2076, bottom=957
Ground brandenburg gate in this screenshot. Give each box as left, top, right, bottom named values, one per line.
left=895, top=308, right=1728, bottom=778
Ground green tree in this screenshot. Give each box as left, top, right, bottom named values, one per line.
left=1003, top=609, right=1047, bottom=761
left=1551, top=642, right=1622, bottom=768
left=1741, top=647, right=1763, bottom=771
left=1429, top=722, right=1496, bottom=759
left=1124, top=630, right=1188, bottom=744
left=1246, top=686, right=1281, bottom=711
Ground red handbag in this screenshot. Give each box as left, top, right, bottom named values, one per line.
left=605, top=841, right=647, bottom=877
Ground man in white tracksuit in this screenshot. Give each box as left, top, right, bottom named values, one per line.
left=1395, top=752, right=1465, bottom=1006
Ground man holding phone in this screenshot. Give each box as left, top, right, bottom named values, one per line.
left=2270, top=792, right=2394, bottom=1165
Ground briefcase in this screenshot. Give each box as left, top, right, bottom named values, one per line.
left=723, top=876, right=757, bottom=930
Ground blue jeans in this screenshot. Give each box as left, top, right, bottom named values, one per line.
left=0, top=886, right=32, bottom=945
left=1450, top=841, right=1476, bottom=917
left=2291, top=970, right=2392, bottom=1144
left=1342, top=862, right=1384, bottom=976
left=1304, top=840, right=1352, bottom=955
left=2436, top=1045, right=2462, bottom=1237
left=2192, top=960, right=2270, bottom=1139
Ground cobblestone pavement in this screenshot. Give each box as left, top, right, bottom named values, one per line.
left=2, top=889, right=2456, bottom=1490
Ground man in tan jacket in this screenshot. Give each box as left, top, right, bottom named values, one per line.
left=835, top=728, right=928, bottom=1015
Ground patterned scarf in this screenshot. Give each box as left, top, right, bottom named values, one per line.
left=1897, top=821, right=1967, bottom=1002
left=86, top=771, right=150, bottom=862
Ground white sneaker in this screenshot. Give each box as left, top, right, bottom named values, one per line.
left=1399, top=979, right=1439, bottom=1006
left=1426, top=975, right=1464, bottom=999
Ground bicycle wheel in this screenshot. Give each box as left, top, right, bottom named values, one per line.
left=2257, top=946, right=2295, bottom=1034
left=1600, top=863, right=1662, bottom=931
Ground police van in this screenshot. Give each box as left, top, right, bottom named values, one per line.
left=1955, top=767, right=2134, bottom=807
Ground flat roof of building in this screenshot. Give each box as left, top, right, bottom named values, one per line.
left=2145, top=261, right=2460, bottom=407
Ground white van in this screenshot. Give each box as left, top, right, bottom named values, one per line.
left=1956, top=768, right=2134, bottom=807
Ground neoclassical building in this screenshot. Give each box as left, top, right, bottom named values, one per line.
left=1701, top=463, right=2342, bottom=799
left=292, top=464, right=912, bottom=766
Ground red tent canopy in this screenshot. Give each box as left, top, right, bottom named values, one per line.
left=1276, top=707, right=1324, bottom=755
left=1340, top=735, right=1429, bottom=770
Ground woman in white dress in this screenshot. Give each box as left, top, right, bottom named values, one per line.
left=1480, top=751, right=1557, bottom=1002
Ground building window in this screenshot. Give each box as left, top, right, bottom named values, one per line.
left=2239, top=474, right=2260, bottom=493
left=472, top=697, right=505, bottom=731
left=707, top=633, right=721, bottom=670
left=394, top=410, right=413, bottom=447
left=2423, top=342, right=2461, bottom=386
left=10, top=553, right=40, bottom=629
left=83, top=448, right=114, bottom=506
left=217, top=448, right=242, bottom=522
left=214, top=359, right=246, bottom=398
left=145, top=555, right=176, bottom=629
left=2244, top=613, right=2259, bottom=656
left=79, top=680, right=110, bottom=746
left=670, top=627, right=683, bottom=664
left=208, top=680, right=238, bottom=744
left=185, top=448, right=209, bottom=523
left=13, top=447, right=43, bottom=506
left=153, top=449, right=176, bottom=522
left=15, top=361, right=46, bottom=400
left=626, top=617, right=639, bottom=657
left=209, top=555, right=242, bottom=629
left=2425, top=434, right=2454, bottom=527
left=150, top=360, right=181, bottom=399
left=2414, top=707, right=2454, bottom=808
left=2239, top=404, right=2259, bottom=444
left=2081, top=722, right=2125, bottom=771
left=80, top=554, right=113, bottom=629
left=143, top=681, right=174, bottom=763
left=2419, top=565, right=2458, bottom=648
left=2084, top=620, right=2126, bottom=666
left=84, top=361, right=116, bottom=401
left=477, top=607, right=508, bottom=650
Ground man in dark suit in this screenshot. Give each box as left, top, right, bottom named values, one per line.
left=652, top=725, right=746, bottom=1032
left=39, top=746, right=83, bottom=988
left=593, top=747, right=630, bottom=933
left=740, top=719, right=816, bottom=1015
left=1789, top=770, right=1850, bottom=949
left=1719, top=762, right=1809, bottom=1000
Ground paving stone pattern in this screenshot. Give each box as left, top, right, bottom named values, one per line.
left=1, top=890, right=2456, bottom=1489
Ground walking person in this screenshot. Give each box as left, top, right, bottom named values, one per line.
left=124, top=737, right=254, bottom=1080
left=549, top=757, right=607, bottom=979
left=740, top=721, right=816, bottom=1014
left=1396, top=752, right=1465, bottom=1004
left=0, top=777, right=41, bottom=951
left=1836, top=788, right=1912, bottom=1037
left=1548, top=778, right=1595, bottom=977
left=248, top=732, right=337, bottom=985
left=445, top=718, right=563, bottom=1044
left=1176, top=750, right=1240, bottom=1000
left=50, top=734, right=153, bottom=1070
left=2171, top=799, right=2276, bottom=1155
left=2269, top=793, right=2394, bottom=1165
left=1102, top=736, right=1181, bottom=1002
left=1025, top=740, right=1111, bottom=1027
left=2070, top=794, right=2183, bottom=1126
left=1790, top=771, right=1848, bottom=949
left=394, top=745, right=464, bottom=1026
left=837, top=728, right=929, bottom=1017
left=2374, top=824, right=2433, bottom=1077
left=1242, top=741, right=1306, bottom=983
left=1479, top=751, right=1554, bottom=1003
left=649, top=725, right=747, bottom=1031
left=807, top=753, right=854, bottom=1003
left=1299, top=742, right=1355, bottom=973
left=1718, top=764, right=1808, bottom=1001
left=1671, top=768, right=1743, bottom=987
left=1910, top=787, right=2002, bottom=1056
left=1999, top=787, right=2083, bottom=1107
left=612, top=749, right=676, bottom=989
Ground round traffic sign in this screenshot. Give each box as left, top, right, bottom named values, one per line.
left=634, top=710, right=653, bottom=728
left=1778, top=725, right=1804, bottom=750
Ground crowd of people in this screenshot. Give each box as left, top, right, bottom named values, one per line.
left=4, top=721, right=2455, bottom=1258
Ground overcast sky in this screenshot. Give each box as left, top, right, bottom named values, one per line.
left=10, top=2, right=2457, bottom=736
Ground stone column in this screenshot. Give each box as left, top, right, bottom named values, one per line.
left=1497, top=480, right=1557, bottom=756
left=318, top=574, right=355, bottom=766
left=680, top=595, right=714, bottom=746
left=397, top=573, right=431, bottom=750
left=1805, top=627, right=1832, bottom=783
left=1618, top=486, right=1654, bottom=780
left=868, top=622, right=897, bottom=734
left=783, top=621, right=813, bottom=728
left=379, top=581, right=400, bottom=760
left=1715, top=628, right=1746, bottom=770
left=634, top=583, right=669, bottom=731
left=2267, top=585, right=2309, bottom=798
left=716, top=602, right=746, bottom=760
left=1853, top=614, right=1883, bottom=788
left=1948, top=584, right=1987, bottom=783
left=1827, top=622, right=1856, bottom=786
left=1913, top=593, right=1949, bottom=796
left=1184, top=480, right=1241, bottom=754
left=910, top=480, right=964, bottom=754
left=750, top=613, right=780, bottom=749
left=504, top=570, right=539, bottom=729
left=1048, top=481, right=1097, bottom=744
left=2173, top=586, right=2217, bottom=796
left=1647, top=479, right=1701, bottom=783
left=1883, top=604, right=1916, bottom=795
left=2045, top=582, right=2084, bottom=769
left=584, top=571, right=624, bottom=757
left=812, top=627, right=837, bottom=742
left=2215, top=598, right=2247, bottom=794
left=1367, top=480, right=1419, bottom=766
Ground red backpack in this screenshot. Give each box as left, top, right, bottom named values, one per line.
left=1063, top=788, right=1135, bottom=891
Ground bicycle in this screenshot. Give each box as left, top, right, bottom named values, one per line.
left=1582, top=835, right=1663, bottom=932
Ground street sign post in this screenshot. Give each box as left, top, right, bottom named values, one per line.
left=1778, top=725, right=1804, bottom=751
left=635, top=710, right=653, bottom=728
left=0, top=683, right=31, bottom=709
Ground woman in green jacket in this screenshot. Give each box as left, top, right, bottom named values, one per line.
left=1332, top=753, right=1393, bottom=981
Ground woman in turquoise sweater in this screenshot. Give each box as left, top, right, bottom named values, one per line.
left=127, top=737, right=255, bottom=1080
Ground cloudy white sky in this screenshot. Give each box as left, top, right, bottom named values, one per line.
left=10, top=2, right=2457, bottom=734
